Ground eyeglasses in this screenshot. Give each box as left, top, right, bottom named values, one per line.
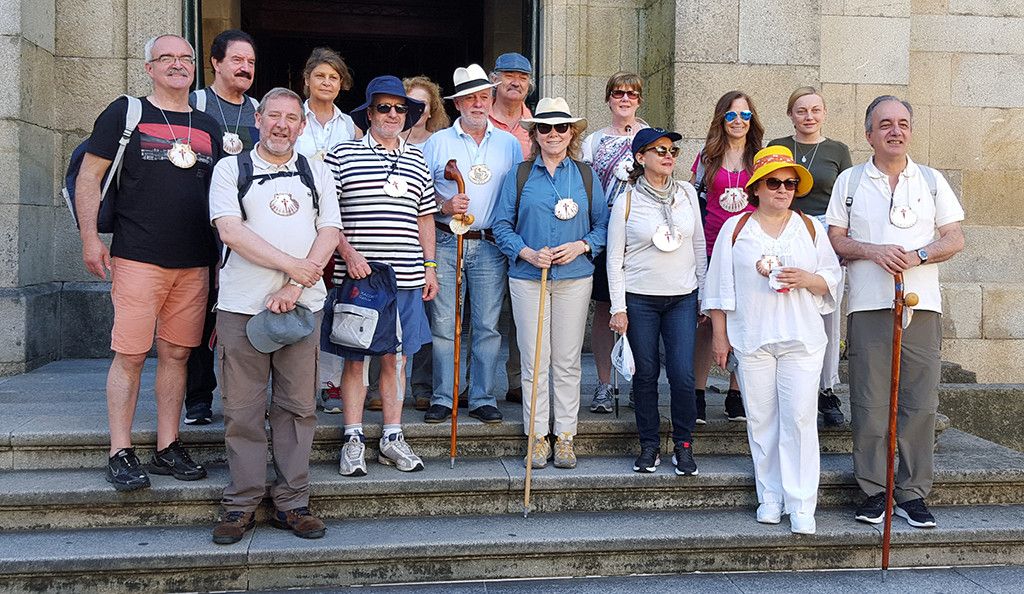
left=724, top=110, right=753, bottom=123
left=763, top=178, right=800, bottom=191
left=610, top=89, right=641, bottom=100
left=536, top=122, right=571, bottom=135
left=373, top=103, right=409, bottom=114
left=642, top=145, right=680, bottom=158
left=149, top=54, right=195, bottom=66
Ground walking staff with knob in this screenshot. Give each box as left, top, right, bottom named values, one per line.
left=522, top=266, right=549, bottom=518
left=881, top=271, right=919, bottom=570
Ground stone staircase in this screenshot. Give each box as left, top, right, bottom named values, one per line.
left=1, top=360, right=1023, bottom=592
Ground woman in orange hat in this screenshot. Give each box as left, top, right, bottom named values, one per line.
left=702, top=146, right=841, bottom=535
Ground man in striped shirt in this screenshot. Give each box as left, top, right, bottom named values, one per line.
left=324, top=75, right=438, bottom=476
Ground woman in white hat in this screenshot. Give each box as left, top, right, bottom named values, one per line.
left=492, top=97, right=609, bottom=470
left=703, top=146, right=841, bottom=535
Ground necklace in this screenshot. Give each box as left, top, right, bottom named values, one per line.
left=156, top=102, right=196, bottom=169
left=265, top=162, right=301, bottom=217
left=309, top=103, right=335, bottom=161
left=719, top=166, right=748, bottom=213
left=366, top=135, right=408, bottom=198
left=460, top=125, right=492, bottom=184
left=213, top=89, right=245, bottom=155
left=792, top=136, right=822, bottom=168
left=547, top=170, right=579, bottom=220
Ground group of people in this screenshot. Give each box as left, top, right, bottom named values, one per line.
left=75, top=30, right=964, bottom=544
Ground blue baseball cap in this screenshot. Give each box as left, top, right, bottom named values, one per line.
left=494, top=52, right=532, bottom=74
left=631, top=127, right=682, bottom=156
left=350, top=75, right=426, bottom=133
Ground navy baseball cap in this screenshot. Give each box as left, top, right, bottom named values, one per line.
left=494, top=52, right=532, bottom=74
left=631, top=127, right=682, bottom=156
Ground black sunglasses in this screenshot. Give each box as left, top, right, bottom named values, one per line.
left=763, top=178, right=800, bottom=191
left=642, top=145, right=680, bottom=158
left=374, top=102, right=409, bottom=114
left=536, top=122, right=571, bottom=135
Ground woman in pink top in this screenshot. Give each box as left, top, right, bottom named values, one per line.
left=690, top=90, right=764, bottom=425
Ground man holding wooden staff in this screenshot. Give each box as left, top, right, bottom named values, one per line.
left=826, top=96, right=964, bottom=528
left=421, top=64, right=522, bottom=424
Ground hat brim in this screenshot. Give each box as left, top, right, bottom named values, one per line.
left=351, top=95, right=427, bottom=133
left=522, top=117, right=587, bottom=129
left=746, top=162, right=814, bottom=198
left=444, top=82, right=498, bottom=100
left=632, top=131, right=683, bottom=156
left=246, top=313, right=286, bottom=354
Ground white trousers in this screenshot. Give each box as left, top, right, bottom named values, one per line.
left=820, top=267, right=845, bottom=391
left=509, top=276, right=592, bottom=437
left=735, top=340, right=824, bottom=515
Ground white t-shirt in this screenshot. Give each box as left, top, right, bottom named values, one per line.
left=703, top=212, right=841, bottom=355
left=210, top=147, right=343, bottom=315
left=295, top=100, right=357, bottom=159
left=825, top=156, right=965, bottom=314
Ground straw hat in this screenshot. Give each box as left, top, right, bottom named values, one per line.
left=521, top=97, right=587, bottom=129
left=745, top=146, right=813, bottom=197
left=444, top=64, right=497, bottom=100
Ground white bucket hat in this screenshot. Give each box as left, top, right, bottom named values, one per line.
left=444, top=64, right=498, bottom=100
left=521, top=97, right=587, bottom=129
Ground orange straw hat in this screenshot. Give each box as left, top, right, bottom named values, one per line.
left=745, top=146, right=813, bottom=197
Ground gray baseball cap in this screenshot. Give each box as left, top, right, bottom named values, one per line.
left=246, top=305, right=315, bottom=354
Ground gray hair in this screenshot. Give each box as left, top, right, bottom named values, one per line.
left=143, top=35, right=195, bottom=62
left=489, top=70, right=535, bottom=96
left=864, top=95, right=913, bottom=133
left=257, top=87, right=306, bottom=121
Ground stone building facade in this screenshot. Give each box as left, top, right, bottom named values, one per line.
left=1, top=0, right=1022, bottom=382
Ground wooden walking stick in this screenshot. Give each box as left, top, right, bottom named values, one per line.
left=881, top=271, right=919, bottom=570
left=523, top=266, right=549, bottom=518
left=443, top=159, right=474, bottom=469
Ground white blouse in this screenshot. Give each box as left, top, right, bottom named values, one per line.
left=702, top=211, right=841, bottom=355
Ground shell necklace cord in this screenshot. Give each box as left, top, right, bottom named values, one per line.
left=309, top=106, right=334, bottom=159
left=367, top=134, right=409, bottom=197
left=546, top=165, right=579, bottom=221
left=460, top=126, right=493, bottom=184
left=156, top=103, right=196, bottom=168
left=792, top=136, right=821, bottom=168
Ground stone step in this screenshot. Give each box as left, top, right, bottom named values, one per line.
left=3, top=504, right=1023, bottom=593
left=2, top=430, right=1019, bottom=531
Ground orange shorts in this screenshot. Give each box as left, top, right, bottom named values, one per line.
left=110, top=257, right=209, bottom=355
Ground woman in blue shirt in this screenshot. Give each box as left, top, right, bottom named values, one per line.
left=492, top=97, right=608, bottom=471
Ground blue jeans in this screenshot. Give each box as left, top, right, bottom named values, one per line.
left=430, top=231, right=508, bottom=409
left=625, top=291, right=698, bottom=447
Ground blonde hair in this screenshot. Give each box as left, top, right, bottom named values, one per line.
left=786, top=86, right=823, bottom=115
left=527, top=122, right=585, bottom=161
left=403, top=76, right=450, bottom=132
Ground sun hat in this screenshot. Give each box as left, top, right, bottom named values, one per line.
left=745, top=146, right=813, bottom=197
left=444, top=64, right=498, bottom=100
left=493, top=52, right=532, bottom=74
left=630, top=127, right=682, bottom=156
left=350, top=75, right=426, bottom=133
left=245, top=305, right=315, bottom=354
left=521, top=97, right=587, bottom=129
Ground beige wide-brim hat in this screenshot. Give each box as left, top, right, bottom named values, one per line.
left=521, top=97, right=587, bottom=129
left=444, top=64, right=498, bottom=100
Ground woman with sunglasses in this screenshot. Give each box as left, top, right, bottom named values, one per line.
left=492, top=97, right=608, bottom=470
left=606, top=128, right=705, bottom=475
left=580, top=72, right=650, bottom=415
left=703, top=146, right=841, bottom=535
left=691, top=91, right=764, bottom=424
left=768, top=87, right=852, bottom=429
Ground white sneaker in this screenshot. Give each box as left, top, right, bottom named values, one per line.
left=338, top=434, right=367, bottom=477
left=790, top=512, right=816, bottom=535
left=378, top=433, right=424, bottom=472
left=756, top=502, right=783, bottom=524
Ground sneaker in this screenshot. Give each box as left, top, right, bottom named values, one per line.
left=149, top=440, right=207, bottom=481
left=632, top=445, right=661, bottom=473
left=212, top=510, right=255, bottom=545
left=895, top=498, right=937, bottom=528
left=756, top=502, right=783, bottom=524
left=725, top=389, right=746, bottom=421
left=270, top=507, right=326, bottom=539
left=378, top=432, right=424, bottom=472
left=317, top=382, right=343, bottom=414
left=365, top=388, right=383, bottom=411
left=695, top=389, right=707, bottom=425
left=423, top=404, right=452, bottom=424
left=506, top=386, right=523, bottom=404
left=855, top=492, right=886, bottom=524
left=589, top=383, right=614, bottom=414
left=105, top=448, right=150, bottom=492
left=553, top=432, right=577, bottom=469
left=818, top=388, right=845, bottom=427
left=790, top=512, right=816, bottom=535
left=413, top=394, right=431, bottom=411
left=184, top=403, right=212, bottom=425
left=468, top=405, right=503, bottom=423
left=672, top=441, right=698, bottom=476
left=525, top=434, right=551, bottom=469
left=338, top=433, right=367, bottom=476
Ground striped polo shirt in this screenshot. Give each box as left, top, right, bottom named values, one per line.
left=325, top=132, right=438, bottom=289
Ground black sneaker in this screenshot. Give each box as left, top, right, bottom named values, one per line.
left=818, top=388, right=845, bottom=427
left=672, top=441, right=698, bottom=476
left=632, top=445, right=661, bottom=473
left=895, top=498, right=937, bottom=528
left=725, top=390, right=746, bottom=421
left=855, top=492, right=886, bottom=524
left=695, top=389, right=707, bottom=425
left=468, top=405, right=503, bottom=423
left=106, top=448, right=151, bottom=492
left=423, top=404, right=452, bottom=424
left=149, top=439, right=207, bottom=481
left=184, top=403, right=212, bottom=425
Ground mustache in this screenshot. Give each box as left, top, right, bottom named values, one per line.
left=167, top=68, right=190, bottom=76
left=234, top=71, right=252, bottom=80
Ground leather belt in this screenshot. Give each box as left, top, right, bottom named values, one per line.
left=435, top=221, right=494, bottom=242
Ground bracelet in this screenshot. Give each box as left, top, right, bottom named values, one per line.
left=423, top=260, right=437, bottom=268
left=287, top=278, right=303, bottom=288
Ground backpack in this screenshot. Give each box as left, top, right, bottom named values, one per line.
left=63, top=95, right=142, bottom=233
left=321, top=261, right=402, bottom=359
left=731, top=210, right=817, bottom=245
left=191, top=88, right=259, bottom=113
left=844, top=162, right=939, bottom=215
left=512, top=159, right=594, bottom=226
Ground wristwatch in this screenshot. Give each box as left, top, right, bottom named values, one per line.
left=581, top=240, right=591, bottom=253
left=288, top=278, right=304, bottom=288
left=917, top=248, right=929, bottom=264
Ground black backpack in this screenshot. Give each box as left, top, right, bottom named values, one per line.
left=512, top=158, right=594, bottom=226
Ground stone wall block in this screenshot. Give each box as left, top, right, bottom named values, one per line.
left=0, top=0, right=19, bottom=36
left=941, top=282, right=982, bottom=339
left=0, top=121, right=19, bottom=204
left=18, top=122, right=55, bottom=208
left=911, top=15, right=1024, bottom=54
left=822, top=0, right=844, bottom=15
left=55, top=0, right=126, bottom=58
left=640, top=0, right=676, bottom=74
left=911, top=0, right=948, bottom=14
left=19, top=38, right=54, bottom=129
left=942, top=338, right=1024, bottom=383
left=980, top=107, right=1024, bottom=171
left=0, top=286, right=27, bottom=360
left=908, top=51, right=951, bottom=107
left=563, top=4, right=584, bottom=76
left=949, top=0, right=1024, bottom=18
left=926, top=105, right=985, bottom=170
left=983, top=284, right=1024, bottom=339
left=53, top=208, right=101, bottom=283
left=0, top=36, right=22, bottom=119
left=845, top=0, right=911, bottom=17
left=125, top=58, right=152, bottom=97
left=581, top=75, right=609, bottom=128
left=675, top=0, right=738, bottom=64
left=951, top=54, right=1024, bottom=108
left=738, top=0, right=819, bottom=66
left=125, top=0, right=182, bottom=61
left=543, top=1, right=568, bottom=75
left=18, top=205, right=54, bottom=286
left=585, top=6, right=622, bottom=76
left=0, top=204, right=19, bottom=287
left=961, top=170, right=1024, bottom=227
left=939, top=225, right=1024, bottom=283
left=21, top=0, right=55, bottom=53
left=60, top=281, right=114, bottom=358
left=820, top=83, right=858, bottom=151
left=55, top=57, right=125, bottom=133
left=23, top=283, right=60, bottom=366
left=821, top=16, right=910, bottom=84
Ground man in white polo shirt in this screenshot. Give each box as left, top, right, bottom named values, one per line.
left=207, top=87, right=342, bottom=545
left=826, top=95, right=964, bottom=529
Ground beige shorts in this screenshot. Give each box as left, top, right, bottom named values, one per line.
left=110, top=257, right=208, bottom=354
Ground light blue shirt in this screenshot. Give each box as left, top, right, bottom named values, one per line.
left=422, top=119, right=522, bottom=229
left=492, top=156, right=608, bottom=281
